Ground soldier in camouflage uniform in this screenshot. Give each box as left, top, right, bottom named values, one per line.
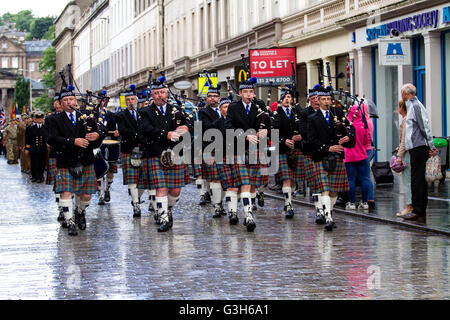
left=4, top=118, right=19, bottom=164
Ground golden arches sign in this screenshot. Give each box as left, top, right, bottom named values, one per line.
left=238, top=69, right=248, bottom=83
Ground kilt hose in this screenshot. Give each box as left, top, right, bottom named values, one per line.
left=46, top=157, right=57, bottom=187
left=144, top=157, right=186, bottom=190
left=55, top=164, right=98, bottom=195
left=311, top=158, right=349, bottom=194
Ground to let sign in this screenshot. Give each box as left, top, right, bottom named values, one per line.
left=249, top=48, right=297, bottom=86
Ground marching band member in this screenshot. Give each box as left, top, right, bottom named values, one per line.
left=96, top=90, right=119, bottom=205
left=198, top=85, right=226, bottom=219
left=116, top=85, right=146, bottom=218
left=272, top=88, right=302, bottom=218
left=139, top=78, right=190, bottom=232
left=224, top=78, right=266, bottom=232
left=307, top=86, right=355, bottom=231
left=47, top=85, right=105, bottom=236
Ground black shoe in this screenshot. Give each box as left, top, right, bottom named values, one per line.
left=325, top=221, right=335, bottom=231
left=75, top=209, right=87, bottom=230
left=133, top=204, right=141, bottom=218
left=212, top=207, right=222, bottom=218
left=285, top=205, right=294, bottom=219
left=104, top=190, right=111, bottom=202
left=98, top=197, right=105, bottom=205
left=243, top=213, right=256, bottom=232
left=68, top=219, right=78, bottom=236
left=205, top=192, right=212, bottom=204
left=199, top=194, right=207, bottom=206
left=257, top=192, right=264, bottom=207
left=158, top=221, right=171, bottom=232
left=61, top=220, right=68, bottom=228
left=220, top=203, right=227, bottom=216
left=229, top=212, right=239, bottom=225
left=315, top=210, right=326, bottom=225
left=57, top=209, right=65, bottom=222
left=368, top=201, right=376, bottom=210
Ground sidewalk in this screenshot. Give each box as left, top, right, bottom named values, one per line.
left=265, top=175, right=450, bottom=237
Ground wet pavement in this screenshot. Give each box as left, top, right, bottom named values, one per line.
left=1, top=159, right=450, bottom=300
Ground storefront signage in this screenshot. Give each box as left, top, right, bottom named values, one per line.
left=366, top=10, right=439, bottom=41
left=443, top=6, right=450, bottom=24
left=198, top=71, right=218, bottom=96
left=378, top=39, right=411, bottom=66
left=249, top=48, right=296, bottom=86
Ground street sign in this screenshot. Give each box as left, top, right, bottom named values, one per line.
left=249, top=48, right=297, bottom=86
left=378, top=39, right=411, bottom=65
left=198, top=71, right=218, bottom=96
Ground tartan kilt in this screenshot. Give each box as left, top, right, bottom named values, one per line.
left=232, top=156, right=263, bottom=188
left=121, top=153, right=144, bottom=186
left=183, top=164, right=191, bottom=184
left=202, top=163, right=221, bottom=181
left=217, top=157, right=237, bottom=190
left=193, top=164, right=204, bottom=178
left=304, top=155, right=317, bottom=188
left=278, top=154, right=296, bottom=182
left=294, top=150, right=306, bottom=183
left=145, top=157, right=186, bottom=190
left=107, top=161, right=118, bottom=174
left=46, top=157, right=57, bottom=186
left=55, top=164, right=97, bottom=195
left=311, top=158, right=349, bottom=193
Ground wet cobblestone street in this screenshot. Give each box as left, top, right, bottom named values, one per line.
left=1, top=160, right=449, bottom=300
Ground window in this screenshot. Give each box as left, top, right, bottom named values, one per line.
left=2, top=57, right=8, bottom=68
left=12, top=57, right=18, bottom=68
left=29, top=62, right=35, bottom=72
left=1, top=43, right=7, bottom=49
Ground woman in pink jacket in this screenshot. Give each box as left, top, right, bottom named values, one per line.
left=344, top=103, right=374, bottom=210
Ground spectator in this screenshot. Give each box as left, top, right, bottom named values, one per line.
left=395, top=99, right=413, bottom=217
left=401, top=83, right=437, bottom=222
left=344, top=103, right=374, bottom=210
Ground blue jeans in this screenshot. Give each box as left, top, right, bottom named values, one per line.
left=345, top=157, right=372, bottom=203
left=366, top=149, right=375, bottom=201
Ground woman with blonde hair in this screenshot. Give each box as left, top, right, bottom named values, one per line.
left=396, top=99, right=413, bottom=217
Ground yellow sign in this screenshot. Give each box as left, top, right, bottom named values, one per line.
left=198, top=72, right=218, bottom=96
left=120, top=95, right=126, bottom=109
left=238, top=69, right=248, bottom=83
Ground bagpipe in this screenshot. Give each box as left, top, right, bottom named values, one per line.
left=59, top=65, right=109, bottom=179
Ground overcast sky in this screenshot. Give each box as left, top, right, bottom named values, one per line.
left=0, top=0, right=71, bottom=18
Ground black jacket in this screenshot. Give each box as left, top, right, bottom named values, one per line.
left=97, top=108, right=117, bottom=137
left=299, top=105, right=317, bottom=156
left=116, top=108, right=141, bottom=154
left=307, top=107, right=355, bottom=161
left=44, top=113, right=58, bottom=158
left=225, top=100, right=260, bottom=154
left=272, top=106, right=298, bottom=155
left=25, top=124, right=47, bottom=154
left=47, top=110, right=105, bottom=168
left=138, top=102, right=188, bottom=158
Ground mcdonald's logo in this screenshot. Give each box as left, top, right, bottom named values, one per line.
left=238, top=69, right=248, bottom=82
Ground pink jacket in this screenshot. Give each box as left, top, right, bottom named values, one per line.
left=344, top=104, right=374, bottom=163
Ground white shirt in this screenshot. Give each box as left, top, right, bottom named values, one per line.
left=65, top=111, right=77, bottom=123
left=282, top=106, right=291, bottom=118
left=158, top=104, right=167, bottom=115
left=320, top=108, right=330, bottom=121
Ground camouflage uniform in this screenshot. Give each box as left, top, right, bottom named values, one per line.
left=4, top=121, right=19, bottom=164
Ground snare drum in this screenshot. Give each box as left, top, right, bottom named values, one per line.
left=101, top=139, right=120, bottom=162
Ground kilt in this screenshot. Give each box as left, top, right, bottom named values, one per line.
left=121, top=153, right=145, bottom=186
left=55, top=164, right=97, bottom=195
left=304, top=155, right=317, bottom=188
left=294, top=150, right=306, bottom=183
left=46, top=157, right=57, bottom=186
left=183, top=164, right=191, bottom=184
left=231, top=156, right=263, bottom=188
left=203, top=164, right=221, bottom=181
left=311, top=158, right=349, bottom=193
left=193, top=164, right=204, bottom=178
left=107, top=161, right=118, bottom=174
left=217, top=157, right=237, bottom=190
left=278, top=154, right=296, bottom=182
left=144, top=157, right=186, bottom=190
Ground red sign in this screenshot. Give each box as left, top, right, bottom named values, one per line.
left=249, top=48, right=297, bottom=86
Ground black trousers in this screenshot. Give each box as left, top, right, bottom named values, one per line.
left=410, top=146, right=429, bottom=216
left=30, top=152, right=47, bottom=181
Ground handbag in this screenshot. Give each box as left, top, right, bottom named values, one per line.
left=390, top=154, right=407, bottom=173
left=322, top=153, right=338, bottom=172
left=425, top=155, right=443, bottom=183
left=371, top=161, right=394, bottom=184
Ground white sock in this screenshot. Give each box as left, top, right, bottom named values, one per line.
left=80, top=199, right=91, bottom=211
left=313, top=193, right=322, bottom=212
left=138, top=188, right=144, bottom=201
left=206, top=181, right=211, bottom=194
left=60, top=199, right=73, bottom=221
left=106, top=178, right=114, bottom=191
left=241, top=191, right=252, bottom=215
left=210, top=182, right=223, bottom=206
left=330, top=196, right=337, bottom=211
left=322, top=195, right=332, bottom=219
left=156, top=196, right=169, bottom=222
left=251, top=192, right=257, bottom=206
left=129, top=184, right=139, bottom=205
left=98, top=178, right=104, bottom=197
left=225, top=191, right=238, bottom=213
left=196, top=179, right=206, bottom=196
left=282, top=186, right=293, bottom=207
left=168, top=194, right=180, bottom=209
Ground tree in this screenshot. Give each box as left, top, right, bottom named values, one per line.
left=13, top=76, right=31, bottom=110
left=14, top=10, right=34, bottom=32
left=43, top=25, right=55, bottom=40
left=33, top=46, right=56, bottom=112
left=29, top=17, right=54, bottom=40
